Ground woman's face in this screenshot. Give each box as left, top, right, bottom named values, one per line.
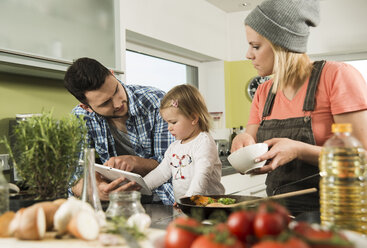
left=245, top=26, right=275, bottom=77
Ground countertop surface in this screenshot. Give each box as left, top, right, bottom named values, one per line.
left=143, top=203, right=185, bottom=229
left=2, top=203, right=181, bottom=247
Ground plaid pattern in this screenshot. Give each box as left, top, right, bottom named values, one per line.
left=70, top=81, right=175, bottom=205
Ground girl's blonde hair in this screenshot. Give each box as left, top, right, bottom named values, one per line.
left=270, top=43, right=313, bottom=93
left=160, top=84, right=211, bottom=132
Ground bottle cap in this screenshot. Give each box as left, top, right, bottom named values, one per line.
left=332, top=123, right=352, bottom=133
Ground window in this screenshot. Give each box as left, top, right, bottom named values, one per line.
left=125, top=50, right=198, bottom=93
left=345, top=60, right=367, bottom=83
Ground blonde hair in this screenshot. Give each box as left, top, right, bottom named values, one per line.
left=160, top=84, right=211, bottom=132
left=270, top=43, right=313, bottom=93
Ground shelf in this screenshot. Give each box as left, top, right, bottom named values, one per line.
left=0, top=48, right=124, bottom=80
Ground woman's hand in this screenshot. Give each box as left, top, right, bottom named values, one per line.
left=231, top=132, right=256, bottom=153
left=252, top=138, right=301, bottom=174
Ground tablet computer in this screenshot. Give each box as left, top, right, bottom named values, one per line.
left=94, top=163, right=152, bottom=195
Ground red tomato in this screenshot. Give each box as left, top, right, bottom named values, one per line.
left=254, top=211, right=286, bottom=239
left=164, top=217, right=200, bottom=248
left=252, top=240, right=287, bottom=248
left=191, top=234, right=246, bottom=248
left=292, top=222, right=353, bottom=248
left=286, top=237, right=311, bottom=248
left=214, top=222, right=231, bottom=233
left=252, top=237, right=310, bottom=248
left=227, top=210, right=256, bottom=242
left=257, top=201, right=291, bottom=226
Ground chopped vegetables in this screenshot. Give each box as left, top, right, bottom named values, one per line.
left=218, top=198, right=236, bottom=205
left=190, top=195, right=236, bottom=206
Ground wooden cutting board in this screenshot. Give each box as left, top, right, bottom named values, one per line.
left=0, top=228, right=165, bottom=248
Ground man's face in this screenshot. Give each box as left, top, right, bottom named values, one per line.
left=83, top=75, right=128, bottom=118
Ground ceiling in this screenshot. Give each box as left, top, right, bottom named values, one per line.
left=205, top=0, right=263, bottom=13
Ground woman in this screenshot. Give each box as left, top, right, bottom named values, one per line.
left=232, top=0, right=367, bottom=215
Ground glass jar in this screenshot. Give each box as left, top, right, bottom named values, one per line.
left=105, top=191, right=145, bottom=219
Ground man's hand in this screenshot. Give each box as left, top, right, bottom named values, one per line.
left=105, top=156, right=136, bottom=172
left=96, top=173, right=141, bottom=201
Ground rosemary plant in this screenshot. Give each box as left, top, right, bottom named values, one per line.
left=1, top=112, right=87, bottom=200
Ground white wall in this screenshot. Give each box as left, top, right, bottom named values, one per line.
left=120, top=0, right=228, bottom=61
left=309, top=0, right=367, bottom=56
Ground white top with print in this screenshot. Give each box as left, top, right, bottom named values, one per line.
left=144, top=132, right=225, bottom=201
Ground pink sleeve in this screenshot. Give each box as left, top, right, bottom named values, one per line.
left=325, top=62, right=367, bottom=115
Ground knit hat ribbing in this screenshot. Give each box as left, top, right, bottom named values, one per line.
left=245, top=0, right=320, bottom=53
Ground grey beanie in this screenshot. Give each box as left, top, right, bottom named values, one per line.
left=245, top=0, right=320, bottom=53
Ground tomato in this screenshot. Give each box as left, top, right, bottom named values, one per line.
left=292, top=222, right=353, bottom=248
left=254, top=211, right=286, bottom=239
left=286, top=237, right=311, bottom=248
left=214, top=222, right=231, bottom=233
left=257, top=201, right=291, bottom=226
left=227, top=210, right=256, bottom=242
left=252, top=237, right=310, bottom=248
left=164, top=217, right=200, bottom=248
left=252, top=240, right=286, bottom=248
left=191, top=234, right=246, bottom=248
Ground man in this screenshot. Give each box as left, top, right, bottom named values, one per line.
left=64, top=57, right=175, bottom=204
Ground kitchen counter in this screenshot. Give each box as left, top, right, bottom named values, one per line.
left=1, top=203, right=182, bottom=248
left=0, top=229, right=166, bottom=248
left=144, top=203, right=185, bottom=229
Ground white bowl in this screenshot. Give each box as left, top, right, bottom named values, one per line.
left=228, top=143, right=268, bottom=174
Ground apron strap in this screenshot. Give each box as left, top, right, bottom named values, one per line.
left=303, top=60, right=326, bottom=111
left=261, top=60, right=326, bottom=118
left=262, top=84, right=276, bottom=118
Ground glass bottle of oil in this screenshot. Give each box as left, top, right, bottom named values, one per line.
left=319, top=123, right=367, bottom=234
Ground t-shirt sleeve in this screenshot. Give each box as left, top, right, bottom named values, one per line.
left=326, top=62, right=367, bottom=115
left=144, top=144, right=173, bottom=190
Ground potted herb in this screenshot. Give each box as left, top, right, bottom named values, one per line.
left=0, top=111, right=87, bottom=200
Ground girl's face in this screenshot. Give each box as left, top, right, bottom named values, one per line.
left=245, top=26, right=275, bottom=77
left=161, top=107, right=199, bottom=143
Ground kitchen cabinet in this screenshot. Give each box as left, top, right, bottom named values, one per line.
left=0, top=0, right=123, bottom=79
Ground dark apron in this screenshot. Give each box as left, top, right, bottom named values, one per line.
left=256, top=61, right=326, bottom=216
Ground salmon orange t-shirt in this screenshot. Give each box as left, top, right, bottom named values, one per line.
left=248, top=61, right=367, bottom=146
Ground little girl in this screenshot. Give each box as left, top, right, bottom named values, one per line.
left=144, top=84, right=225, bottom=202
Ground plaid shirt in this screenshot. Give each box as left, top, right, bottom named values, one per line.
left=72, top=81, right=175, bottom=205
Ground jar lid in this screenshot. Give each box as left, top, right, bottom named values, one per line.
left=109, top=191, right=141, bottom=201
left=332, top=123, right=352, bottom=133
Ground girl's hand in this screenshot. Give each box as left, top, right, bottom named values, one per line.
left=231, top=132, right=256, bottom=153
left=253, top=138, right=301, bottom=174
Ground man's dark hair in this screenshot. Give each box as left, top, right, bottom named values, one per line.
left=64, top=57, right=112, bottom=104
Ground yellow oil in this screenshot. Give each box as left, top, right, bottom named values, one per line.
left=319, top=147, right=367, bottom=234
